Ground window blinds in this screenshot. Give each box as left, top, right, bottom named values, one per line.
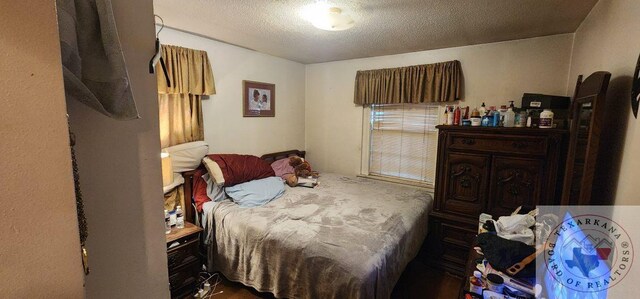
left=369, top=103, right=440, bottom=185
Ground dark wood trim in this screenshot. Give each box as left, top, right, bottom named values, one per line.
left=181, top=170, right=197, bottom=224
left=166, top=222, right=202, bottom=244
left=561, top=72, right=611, bottom=205
left=435, top=125, right=567, bottom=135
left=260, top=150, right=306, bottom=164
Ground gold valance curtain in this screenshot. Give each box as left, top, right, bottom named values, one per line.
left=354, top=60, right=462, bottom=105
left=157, top=44, right=215, bottom=148
left=157, top=45, right=216, bottom=95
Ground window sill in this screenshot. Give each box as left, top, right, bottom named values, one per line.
left=357, top=174, right=435, bottom=192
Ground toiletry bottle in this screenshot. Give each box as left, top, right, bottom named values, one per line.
left=453, top=106, right=461, bottom=126
left=176, top=205, right=184, bottom=229
left=447, top=106, right=454, bottom=125
left=441, top=106, right=448, bottom=125
left=469, top=271, right=483, bottom=295
left=516, top=111, right=527, bottom=127
left=481, top=114, right=490, bottom=127
left=478, top=102, right=487, bottom=116
left=504, top=107, right=515, bottom=127
left=470, top=108, right=481, bottom=127
left=499, top=105, right=507, bottom=126
left=539, top=109, right=554, bottom=128
left=484, top=107, right=494, bottom=127
left=463, top=106, right=470, bottom=120
left=165, top=210, right=171, bottom=234
left=492, top=109, right=501, bottom=127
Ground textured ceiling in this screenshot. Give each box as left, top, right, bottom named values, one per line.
left=153, top=0, right=598, bottom=64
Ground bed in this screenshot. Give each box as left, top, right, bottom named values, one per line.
left=181, top=150, right=433, bottom=299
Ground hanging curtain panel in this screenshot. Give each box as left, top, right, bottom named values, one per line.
left=158, top=94, right=204, bottom=148
left=156, top=44, right=215, bottom=148
left=354, top=60, right=462, bottom=105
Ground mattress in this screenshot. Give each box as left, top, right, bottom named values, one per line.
left=202, top=173, right=433, bottom=299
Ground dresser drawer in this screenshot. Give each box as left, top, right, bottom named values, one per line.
left=448, top=133, right=548, bottom=156
left=440, top=241, right=471, bottom=269
left=169, top=260, right=201, bottom=294
left=427, top=217, right=476, bottom=274
left=167, top=238, right=199, bottom=274
left=440, top=222, right=477, bottom=248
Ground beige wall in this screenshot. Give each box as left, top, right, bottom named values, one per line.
left=305, top=34, right=574, bottom=175
left=568, top=0, right=640, bottom=204
left=160, top=28, right=307, bottom=156
left=66, top=0, right=170, bottom=297
left=0, top=1, right=84, bottom=297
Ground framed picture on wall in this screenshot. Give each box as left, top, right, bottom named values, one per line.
left=243, top=80, right=275, bottom=117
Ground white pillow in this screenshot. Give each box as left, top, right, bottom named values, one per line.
left=202, top=156, right=225, bottom=186
left=163, top=173, right=185, bottom=194
left=163, top=141, right=209, bottom=172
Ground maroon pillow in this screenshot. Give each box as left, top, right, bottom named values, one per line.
left=208, top=154, right=275, bottom=187
left=192, top=167, right=210, bottom=212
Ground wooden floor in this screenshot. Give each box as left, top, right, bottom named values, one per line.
left=209, top=259, right=462, bottom=299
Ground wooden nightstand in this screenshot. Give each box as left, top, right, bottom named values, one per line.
left=166, top=222, right=203, bottom=299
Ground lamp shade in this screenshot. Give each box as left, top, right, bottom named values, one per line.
left=161, top=152, right=173, bottom=187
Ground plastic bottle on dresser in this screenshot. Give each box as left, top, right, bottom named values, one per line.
left=470, top=108, right=481, bottom=126
left=492, top=109, right=501, bottom=127
left=441, top=106, right=449, bottom=125
left=453, top=106, right=461, bottom=125
left=504, top=107, right=516, bottom=127
left=469, top=270, right=483, bottom=295
left=539, top=109, right=554, bottom=129
left=447, top=106, right=454, bottom=125
left=164, top=210, right=171, bottom=234
left=516, top=111, right=527, bottom=127
left=176, top=205, right=185, bottom=229
left=478, top=102, right=487, bottom=116
left=481, top=114, right=490, bottom=127
left=499, top=105, right=508, bottom=126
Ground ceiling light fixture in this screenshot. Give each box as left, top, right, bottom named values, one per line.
left=300, top=1, right=355, bottom=31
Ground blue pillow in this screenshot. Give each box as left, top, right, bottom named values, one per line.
left=202, top=173, right=226, bottom=202
left=225, top=176, right=285, bottom=207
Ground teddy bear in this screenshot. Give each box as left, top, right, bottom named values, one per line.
left=285, top=156, right=318, bottom=187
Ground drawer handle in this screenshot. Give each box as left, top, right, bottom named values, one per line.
left=461, top=138, right=475, bottom=145
left=512, top=141, right=528, bottom=148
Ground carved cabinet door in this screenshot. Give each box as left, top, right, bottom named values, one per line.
left=488, top=157, right=544, bottom=216
left=441, top=153, right=490, bottom=217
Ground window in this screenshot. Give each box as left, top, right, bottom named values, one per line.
left=367, top=103, right=440, bottom=186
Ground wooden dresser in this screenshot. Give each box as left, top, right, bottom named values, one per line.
left=166, top=222, right=203, bottom=299
left=427, top=125, right=567, bottom=275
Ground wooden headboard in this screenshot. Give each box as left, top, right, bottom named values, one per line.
left=181, top=150, right=306, bottom=224
left=260, top=149, right=306, bottom=163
